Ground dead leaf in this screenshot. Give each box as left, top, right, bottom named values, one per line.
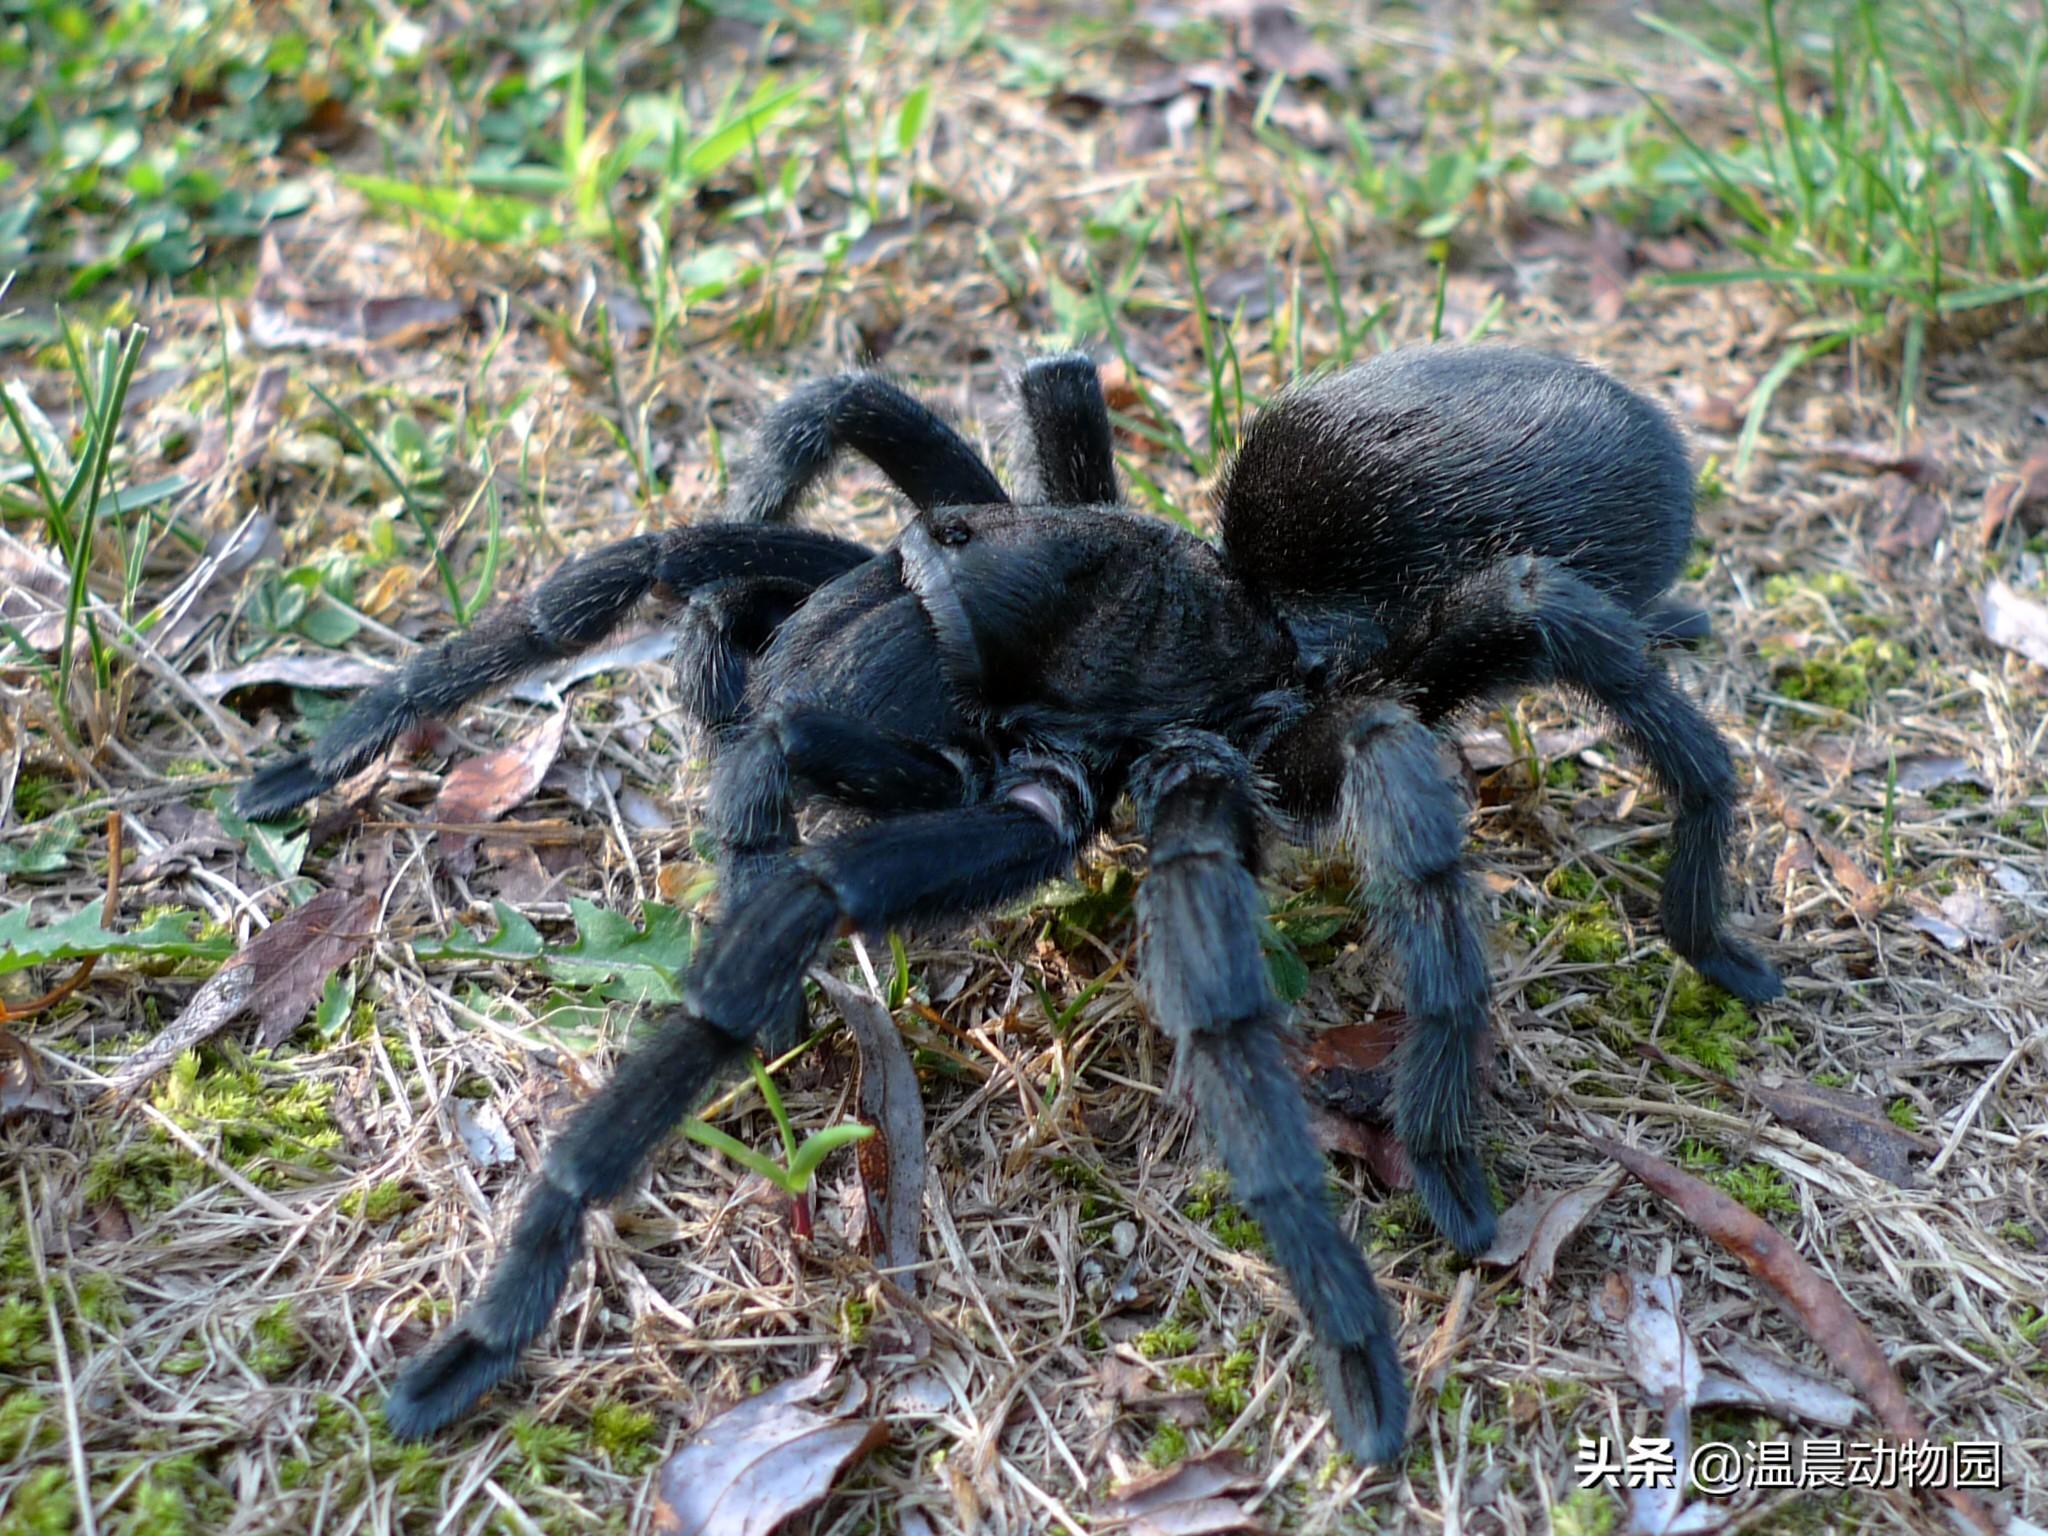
left=453, top=1098, right=516, bottom=1168
left=433, top=711, right=570, bottom=873
left=812, top=972, right=927, bottom=1297
left=191, top=655, right=389, bottom=697
left=1870, top=479, right=1945, bottom=558
left=1589, top=217, right=1631, bottom=325
left=1097, top=1448, right=1267, bottom=1535
left=1690, top=393, right=1742, bottom=435
left=1979, top=448, right=2048, bottom=545
left=111, top=885, right=378, bottom=1089
left=1893, top=754, right=1985, bottom=793
left=650, top=1359, right=887, bottom=1536
left=1978, top=578, right=2048, bottom=667
left=1938, top=887, right=2003, bottom=944
left=249, top=234, right=470, bottom=353
left=1755, top=765, right=1884, bottom=919
left=0, top=1030, right=66, bottom=1119
left=1808, top=440, right=1939, bottom=481
left=1457, top=724, right=1606, bottom=771
left=1477, top=1174, right=1620, bottom=1291
left=1701, top=1338, right=1863, bottom=1429
left=1745, top=1073, right=1927, bottom=1187
left=1595, top=1272, right=1708, bottom=1536
left=1582, top=1132, right=1996, bottom=1536
left=1907, top=910, right=1969, bottom=952
left=1241, top=5, right=1347, bottom=90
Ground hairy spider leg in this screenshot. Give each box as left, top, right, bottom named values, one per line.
left=1265, top=697, right=1499, bottom=1257
left=673, top=575, right=830, bottom=737
left=383, top=780, right=1085, bottom=1439
left=233, top=525, right=867, bottom=822
left=1132, top=731, right=1410, bottom=1465
left=706, top=705, right=980, bottom=921
left=1369, top=555, right=1781, bottom=1004
left=724, top=370, right=1010, bottom=523
left=1012, top=354, right=1121, bottom=506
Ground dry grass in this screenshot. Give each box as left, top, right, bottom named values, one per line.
left=2, top=4, right=2045, bottom=1534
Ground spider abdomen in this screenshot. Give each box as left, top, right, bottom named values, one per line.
left=1217, top=346, right=1695, bottom=627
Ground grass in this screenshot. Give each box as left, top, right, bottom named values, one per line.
left=2, top=1, right=2046, bottom=1533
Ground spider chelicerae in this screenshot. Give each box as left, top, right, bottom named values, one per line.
left=240, top=344, right=1781, bottom=1462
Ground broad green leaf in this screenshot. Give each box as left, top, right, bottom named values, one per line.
left=417, top=899, right=693, bottom=1003
left=0, top=904, right=232, bottom=976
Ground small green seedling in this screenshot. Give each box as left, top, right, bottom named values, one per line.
left=682, top=1057, right=872, bottom=1240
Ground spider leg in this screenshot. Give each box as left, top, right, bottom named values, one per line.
left=236, top=525, right=867, bottom=820
left=1012, top=354, right=1120, bottom=505
left=1132, top=731, right=1408, bottom=1464
left=674, top=576, right=821, bottom=737
left=1267, top=698, right=1498, bottom=1256
left=725, top=371, right=1009, bottom=523
left=1371, top=556, right=1780, bottom=1003
left=384, top=773, right=1085, bottom=1439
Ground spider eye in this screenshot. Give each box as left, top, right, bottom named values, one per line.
left=934, top=519, right=971, bottom=547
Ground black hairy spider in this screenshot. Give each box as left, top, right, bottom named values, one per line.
left=239, top=345, right=1781, bottom=1462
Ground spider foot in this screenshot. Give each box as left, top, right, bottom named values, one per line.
left=384, top=1322, right=523, bottom=1441
left=385, top=1179, right=586, bottom=1439
left=1688, top=940, right=1783, bottom=1004
left=237, top=754, right=331, bottom=820
left=1318, top=1332, right=1411, bottom=1467
left=1407, top=1143, right=1496, bottom=1257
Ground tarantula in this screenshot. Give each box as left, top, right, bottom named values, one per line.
left=239, top=345, right=1781, bottom=1462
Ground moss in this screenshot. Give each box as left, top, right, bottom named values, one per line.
left=1552, top=1487, right=1618, bottom=1536
left=1181, top=1170, right=1265, bottom=1253
left=250, top=1300, right=305, bottom=1379
left=0, top=1467, right=76, bottom=1536
left=104, top=1453, right=235, bottom=1536
left=1558, top=911, right=1627, bottom=965
left=1595, top=961, right=1754, bottom=1074
left=87, top=1048, right=341, bottom=1216
left=1169, top=1347, right=1256, bottom=1428
left=508, top=1414, right=581, bottom=1484
left=10, top=771, right=69, bottom=822
left=1761, top=570, right=1860, bottom=606
left=838, top=1294, right=873, bottom=1346
left=0, top=1390, right=56, bottom=1460
left=341, top=1179, right=419, bottom=1222
left=1771, top=635, right=1913, bottom=711
left=1886, top=1098, right=1922, bottom=1132
left=1544, top=864, right=1600, bottom=902
left=1142, top=1421, right=1188, bottom=1467
left=1716, top=1162, right=1797, bottom=1218
left=589, top=1401, right=659, bottom=1473
left=1135, top=1320, right=1200, bottom=1359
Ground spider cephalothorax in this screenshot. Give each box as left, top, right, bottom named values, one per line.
left=240, top=345, right=1781, bottom=1462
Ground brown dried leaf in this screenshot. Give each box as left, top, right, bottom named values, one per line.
left=434, top=710, right=570, bottom=873
left=813, top=971, right=927, bottom=1295
left=1477, top=1173, right=1620, bottom=1291
left=1745, top=1073, right=1927, bottom=1187
left=1978, top=578, right=2048, bottom=668
left=1755, top=765, right=1884, bottom=919
left=1979, top=448, right=2048, bottom=545
left=1097, top=1448, right=1267, bottom=1535
left=1870, top=480, right=1945, bottom=558
left=111, top=885, right=378, bottom=1089
left=1, top=1030, right=66, bottom=1119
left=1589, top=217, right=1631, bottom=325
left=249, top=234, right=469, bottom=353
left=650, top=1359, right=887, bottom=1536
left=1807, top=440, right=1939, bottom=481
left=1582, top=1133, right=1996, bottom=1536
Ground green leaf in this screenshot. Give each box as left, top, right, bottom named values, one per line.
left=341, top=173, right=561, bottom=245
left=0, top=904, right=232, bottom=976
left=0, top=821, right=81, bottom=876
left=894, top=85, right=932, bottom=155
left=416, top=899, right=693, bottom=1003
